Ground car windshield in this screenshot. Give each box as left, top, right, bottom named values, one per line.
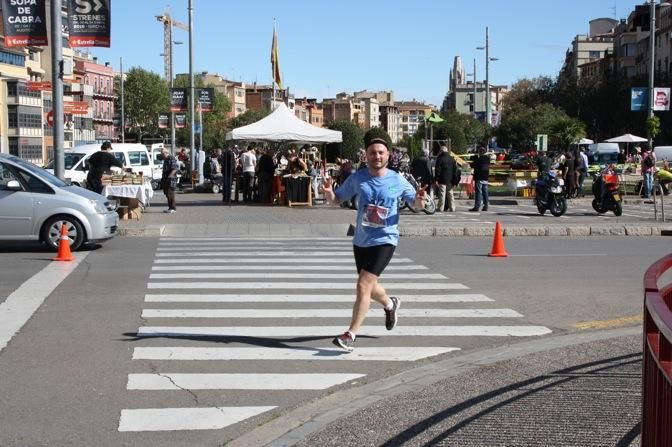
left=12, top=157, right=68, bottom=187
left=44, top=153, right=86, bottom=170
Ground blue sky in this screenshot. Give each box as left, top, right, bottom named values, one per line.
left=91, top=0, right=640, bottom=107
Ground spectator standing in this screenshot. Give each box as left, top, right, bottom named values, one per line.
left=86, top=141, right=123, bottom=194
left=319, top=138, right=427, bottom=352
left=160, top=147, right=178, bottom=213
left=257, top=149, right=276, bottom=204
left=219, top=146, right=236, bottom=203
left=434, top=145, right=458, bottom=212
left=577, top=148, right=589, bottom=196
left=641, top=145, right=657, bottom=198
left=469, top=146, right=490, bottom=212
left=561, top=152, right=576, bottom=197
left=410, top=148, right=433, bottom=187
left=240, top=146, right=256, bottom=202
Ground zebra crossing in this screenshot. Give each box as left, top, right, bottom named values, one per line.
left=118, top=236, right=551, bottom=435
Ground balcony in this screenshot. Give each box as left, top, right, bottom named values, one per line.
left=93, top=114, right=114, bottom=122
left=93, top=88, right=115, bottom=98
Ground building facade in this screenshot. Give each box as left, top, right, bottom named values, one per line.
left=397, top=101, right=433, bottom=139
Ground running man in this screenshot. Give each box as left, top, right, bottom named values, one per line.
left=321, top=137, right=428, bottom=352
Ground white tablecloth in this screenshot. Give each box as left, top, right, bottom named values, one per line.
left=102, top=183, right=153, bottom=205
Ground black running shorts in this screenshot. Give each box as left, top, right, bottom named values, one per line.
left=353, top=244, right=396, bottom=276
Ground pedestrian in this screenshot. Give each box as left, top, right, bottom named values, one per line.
left=219, top=146, right=236, bottom=203
left=434, top=145, right=459, bottom=212
left=257, top=148, right=276, bottom=204
left=562, top=151, right=575, bottom=197
left=410, top=148, right=433, bottom=187
left=641, top=145, right=657, bottom=198
left=469, top=146, right=490, bottom=212
left=320, top=137, right=427, bottom=352
left=159, top=147, right=178, bottom=213
left=577, top=148, right=589, bottom=196
left=86, top=141, right=123, bottom=194
left=240, top=146, right=256, bottom=202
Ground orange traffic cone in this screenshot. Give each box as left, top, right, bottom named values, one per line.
left=488, top=221, right=509, bottom=257
left=52, top=223, right=74, bottom=262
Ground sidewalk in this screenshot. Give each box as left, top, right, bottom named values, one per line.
left=117, top=192, right=672, bottom=238
left=230, top=328, right=641, bottom=447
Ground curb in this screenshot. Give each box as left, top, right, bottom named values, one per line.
left=115, top=224, right=672, bottom=238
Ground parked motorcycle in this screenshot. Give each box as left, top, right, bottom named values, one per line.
left=534, top=170, right=567, bottom=216
left=591, top=165, right=622, bottom=216
left=401, top=172, right=436, bottom=215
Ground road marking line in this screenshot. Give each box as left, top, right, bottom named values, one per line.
left=141, top=308, right=522, bottom=319
left=573, top=315, right=642, bottom=330
left=155, top=251, right=353, bottom=257
left=148, top=272, right=446, bottom=280
left=156, top=246, right=355, bottom=252
left=147, top=282, right=468, bottom=290
left=132, top=346, right=460, bottom=361
left=136, top=325, right=552, bottom=337
left=158, top=241, right=353, bottom=246
left=118, top=406, right=276, bottom=432
left=151, top=265, right=429, bottom=271
left=509, top=253, right=607, bottom=257
left=0, top=253, right=88, bottom=353
left=161, top=237, right=349, bottom=241
left=127, top=373, right=366, bottom=390
left=153, top=257, right=415, bottom=264
left=144, top=293, right=493, bottom=303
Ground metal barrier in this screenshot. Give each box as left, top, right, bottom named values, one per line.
left=652, top=182, right=666, bottom=221
left=642, top=254, right=672, bottom=446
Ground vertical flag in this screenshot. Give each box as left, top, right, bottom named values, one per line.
left=271, top=22, right=282, bottom=89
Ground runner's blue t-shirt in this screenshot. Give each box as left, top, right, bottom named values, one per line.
left=335, top=169, right=416, bottom=247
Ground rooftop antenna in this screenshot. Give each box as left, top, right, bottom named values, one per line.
left=610, top=2, right=617, bottom=19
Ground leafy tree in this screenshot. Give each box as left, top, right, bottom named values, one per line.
left=228, top=108, right=270, bottom=130
left=647, top=115, right=661, bottom=140
left=415, top=110, right=487, bottom=154
left=496, top=103, right=581, bottom=151
left=114, top=67, right=169, bottom=142
left=501, top=77, right=554, bottom=114
left=325, top=120, right=364, bottom=161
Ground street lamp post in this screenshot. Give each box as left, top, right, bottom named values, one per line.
left=648, top=1, right=671, bottom=147
left=170, top=40, right=183, bottom=155
left=477, top=27, right=498, bottom=128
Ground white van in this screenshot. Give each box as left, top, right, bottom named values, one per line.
left=587, top=142, right=620, bottom=165
left=654, top=146, right=672, bottom=162
left=45, top=143, right=160, bottom=189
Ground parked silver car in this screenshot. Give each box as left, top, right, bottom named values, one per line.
left=0, top=153, right=119, bottom=251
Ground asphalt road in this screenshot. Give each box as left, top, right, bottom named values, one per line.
left=0, top=236, right=668, bottom=446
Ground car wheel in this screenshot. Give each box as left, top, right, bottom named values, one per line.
left=42, top=216, right=85, bottom=252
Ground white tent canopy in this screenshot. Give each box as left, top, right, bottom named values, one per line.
left=225, top=103, right=342, bottom=143
left=604, top=133, right=647, bottom=143
left=574, top=138, right=594, bottom=144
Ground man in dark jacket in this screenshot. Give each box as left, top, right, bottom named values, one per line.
left=410, top=148, right=433, bottom=186
left=257, top=148, right=276, bottom=204
left=469, top=146, right=490, bottom=212
left=86, top=141, right=123, bottom=194
left=218, top=147, right=236, bottom=203
left=434, top=145, right=459, bottom=212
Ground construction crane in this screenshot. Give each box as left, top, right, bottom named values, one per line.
left=155, top=10, right=188, bottom=82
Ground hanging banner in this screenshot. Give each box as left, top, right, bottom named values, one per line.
left=63, top=101, right=89, bottom=115
left=174, top=113, right=186, bottom=129
left=170, top=88, right=188, bottom=112
left=631, top=87, right=647, bottom=112
left=653, top=87, right=671, bottom=111
left=158, top=113, right=169, bottom=129
left=197, top=88, right=214, bottom=112
left=1, top=0, right=48, bottom=47
left=67, top=0, right=111, bottom=47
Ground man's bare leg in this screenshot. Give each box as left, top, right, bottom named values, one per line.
left=348, top=270, right=392, bottom=334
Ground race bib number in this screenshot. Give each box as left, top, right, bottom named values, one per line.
left=362, top=204, right=390, bottom=228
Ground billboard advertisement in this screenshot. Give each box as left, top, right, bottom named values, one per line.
left=631, top=87, right=647, bottom=112
left=653, top=87, right=670, bottom=111
left=197, top=88, right=214, bottom=112
left=1, top=0, right=48, bottom=47
left=67, top=0, right=111, bottom=47
left=170, top=88, right=188, bottom=112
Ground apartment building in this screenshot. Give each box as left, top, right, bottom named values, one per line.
left=294, top=97, right=323, bottom=127
left=73, top=52, right=113, bottom=143
left=322, top=93, right=365, bottom=127
left=397, top=100, right=433, bottom=139
left=560, top=18, right=618, bottom=80
left=379, top=103, right=401, bottom=143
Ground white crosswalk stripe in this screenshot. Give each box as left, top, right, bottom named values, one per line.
left=119, top=236, right=552, bottom=434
